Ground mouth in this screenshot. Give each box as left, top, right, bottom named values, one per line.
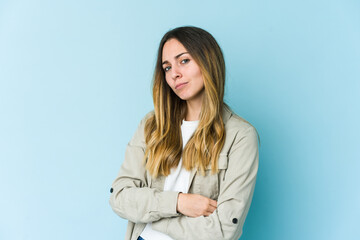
left=175, top=82, right=188, bottom=89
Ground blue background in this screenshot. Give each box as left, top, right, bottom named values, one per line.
left=0, top=0, right=359, bottom=239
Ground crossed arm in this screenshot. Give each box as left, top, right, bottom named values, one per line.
left=109, top=117, right=259, bottom=240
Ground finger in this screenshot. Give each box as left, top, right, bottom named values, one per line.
left=204, top=208, right=216, bottom=216
left=207, top=204, right=217, bottom=213
left=203, top=211, right=211, bottom=217
left=209, top=199, right=217, bottom=208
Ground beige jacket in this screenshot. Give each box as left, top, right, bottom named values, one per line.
left=109, top=105, right=259, bottom=240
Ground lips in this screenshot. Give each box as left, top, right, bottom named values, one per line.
left=175, top=82, right=188, bottom=89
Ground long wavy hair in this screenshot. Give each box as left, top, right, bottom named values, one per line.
left=144, top=26, right=226, bottom=178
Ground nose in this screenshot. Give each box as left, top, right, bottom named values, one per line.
left=171, top=65, right=182, bottom=80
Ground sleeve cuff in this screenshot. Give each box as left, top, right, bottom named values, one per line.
left=158, top=191, right=181, bottom=217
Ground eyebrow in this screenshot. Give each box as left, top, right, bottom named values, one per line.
left=162, top=52, right=189, bottom=65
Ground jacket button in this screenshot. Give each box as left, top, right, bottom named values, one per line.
left=232, top=218, right=238, bottom=224
left=110, top=188, right=113, bottom=193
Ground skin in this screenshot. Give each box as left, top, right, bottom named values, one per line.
left=176, top=193, right=218, bottom=217
left=162, top=38, right=205, bottom=121
left=162, top=38, right=217, bottom=217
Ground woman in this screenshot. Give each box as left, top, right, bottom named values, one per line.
left=109, top=26, right=259, bottom=240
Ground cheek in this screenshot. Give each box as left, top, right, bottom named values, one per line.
left=193, top=67, right=203, bottom=83
left=165, top=76, right=172, bottom=88
left=195, top=72, right=204, bottom=87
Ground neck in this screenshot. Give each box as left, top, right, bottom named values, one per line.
left=185, top=92, right=203, bottom=121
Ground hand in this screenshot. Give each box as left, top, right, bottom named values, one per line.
left=176, top=193, right=217, bottom=217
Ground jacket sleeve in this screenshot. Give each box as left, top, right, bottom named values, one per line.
left=151, top=126, right=259, bottom=240
left=109, top=113, right=181, bottom=223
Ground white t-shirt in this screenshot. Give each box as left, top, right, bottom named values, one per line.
left=140, top=119, right=199, bottom=240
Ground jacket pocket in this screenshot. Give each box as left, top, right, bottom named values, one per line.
left=193, top=154, right=228, bottom=200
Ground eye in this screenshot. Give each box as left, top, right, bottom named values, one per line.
left=181, top=59, right=190, bottom=64
left=164, top=66, right=171, bottom=72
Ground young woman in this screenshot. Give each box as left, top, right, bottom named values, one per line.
left=109, top=26, right=259, bottom=240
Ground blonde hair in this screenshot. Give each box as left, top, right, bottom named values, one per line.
left=144, top=26, right=226, bottom=178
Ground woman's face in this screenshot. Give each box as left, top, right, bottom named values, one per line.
left=162, top=38, right=204, bottom=102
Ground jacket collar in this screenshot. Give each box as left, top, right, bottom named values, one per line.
left=222, top=103, right=233, bottom=125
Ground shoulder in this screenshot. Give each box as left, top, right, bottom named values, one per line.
left=222, top=104, right=260, bottom=150
left=139, top=110, right=155, bottom=125
left=128, top=110, right=155, bottom=147
left=223, top=104, right=257, bottom=134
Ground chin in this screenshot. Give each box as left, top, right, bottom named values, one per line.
left=176, top=94, right=192, bottom=101
left=173, top=92, right=188, bottom=100
left=177, top=96, right=188, bottom=101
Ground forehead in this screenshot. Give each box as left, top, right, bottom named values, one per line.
left=162, top=39, right=187, bottom=61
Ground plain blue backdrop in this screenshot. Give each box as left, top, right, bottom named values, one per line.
left=0, top=0, right=359, bottom=239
